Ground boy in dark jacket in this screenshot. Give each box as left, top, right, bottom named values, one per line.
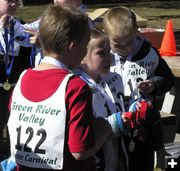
left=103, top=6, right=174, bottom=171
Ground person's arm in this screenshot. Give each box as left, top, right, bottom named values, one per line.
left=23, top=20, right=39, bottom=31
left=66, top=77, right=112, bottom=160
left=72, top=117, right=112, bottom=160
left=149, top=49, right=174, bottom=95
left=14, top=18, right=39, bottom=34
left=14, top=18, right=40, bottom=47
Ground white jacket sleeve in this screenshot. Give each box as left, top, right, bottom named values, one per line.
left=13, top=18, right=40, bottom=47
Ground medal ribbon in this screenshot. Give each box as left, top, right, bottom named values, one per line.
left=75, top=69, right=117, bottom=116
left=30, top=45, right=37, bottom=67
left=0, top=19, right=15, bottom=81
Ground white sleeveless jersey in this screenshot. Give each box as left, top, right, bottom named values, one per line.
left=74, top=69, right=118, bottom=117
left=102, top=72, right=125, bottom=113
left=8, top=71, right=73, bottom=170
left=111, top=47, right=159, bottom=103
left=92, top=81, right=116, bottom=117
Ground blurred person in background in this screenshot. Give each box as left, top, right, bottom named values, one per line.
left=1, top=0, right=95, bottom=67
left=0, top=0, right=32, bottom=161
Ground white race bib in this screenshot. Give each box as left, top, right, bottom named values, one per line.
left=8, top=72, right=72, bottom=170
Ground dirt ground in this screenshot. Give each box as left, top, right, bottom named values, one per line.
left=87, top=1, right=180, bottom=51
left=16, top=1, right=180, bottom=50
left=88, top=1, right=180, bottom=31
left=17, top=1, right=180, bottom=30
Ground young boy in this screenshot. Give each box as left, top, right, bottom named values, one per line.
left=7, top=5, right=111, bottom=171
left=74, top=28, right=121, bottom=171
left=0, top=0, right=32, bottom=161
left=74, top=28, right=136, bottom=171
left=103, top=6, right=174, bottom=171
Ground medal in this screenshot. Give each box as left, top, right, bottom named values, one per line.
left=3, top=81, right=11, bottom=91
left=129, top=139, right=135, bottom=152
left=1, top=22, right=15, bottom=92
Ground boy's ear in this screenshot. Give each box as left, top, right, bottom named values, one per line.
left=68, top=40, right=77, bottom=51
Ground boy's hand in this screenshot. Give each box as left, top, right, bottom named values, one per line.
left=121, top=113, right=131, bottom=131
left=121, top=113, right=130, bottom=123
left=94, top=117, right=112, bottom=136
left=138, top=80, right=155, bottom=94
left=24, top=29, right=40, bottom=47
left=0, top=14, right=11, bottom=29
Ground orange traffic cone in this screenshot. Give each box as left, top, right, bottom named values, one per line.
left=159, top=20, right=177, bottom=56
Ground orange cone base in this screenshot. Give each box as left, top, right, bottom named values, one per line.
left=160, top=50, right=176, bottom=56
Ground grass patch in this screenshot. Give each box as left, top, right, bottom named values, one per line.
left=15, top=5, right=49, bottom=23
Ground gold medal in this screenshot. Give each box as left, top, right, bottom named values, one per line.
left=129, top=140, right=135, bottom=152
left=3, top=81, right=11, bottom=91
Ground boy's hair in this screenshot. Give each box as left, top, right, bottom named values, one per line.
left=81, top=28, right=108, bottom=66
left=103, top=6, right=137, bottom=38
left=39, top=5, right=89, bottom=54
left=88, top=28, right=108, bottom=50
left=90, top=28, right=107, bottom=40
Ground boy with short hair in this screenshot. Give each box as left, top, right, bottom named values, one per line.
left=7, top=5, right=111, bottom=171
left=75, top=28, right=127, bottom=171
left=103, top=6, right=174, bottom=171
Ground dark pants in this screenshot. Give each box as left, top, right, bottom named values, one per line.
left=124, top=106, right=164, bottom=171
left=0, top=126, right=10, bottom=161
left=124, top=136, right=154, bottom=171
left=0, top=88, right=12, bottom=161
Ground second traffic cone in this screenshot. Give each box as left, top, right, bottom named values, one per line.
left=159, top=20, right=177, bottom=56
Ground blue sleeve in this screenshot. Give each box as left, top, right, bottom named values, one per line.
left=0, top=158, right=16, bottom=171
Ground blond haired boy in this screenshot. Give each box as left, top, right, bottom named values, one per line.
left=103, top=6, right=174, bottom=171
